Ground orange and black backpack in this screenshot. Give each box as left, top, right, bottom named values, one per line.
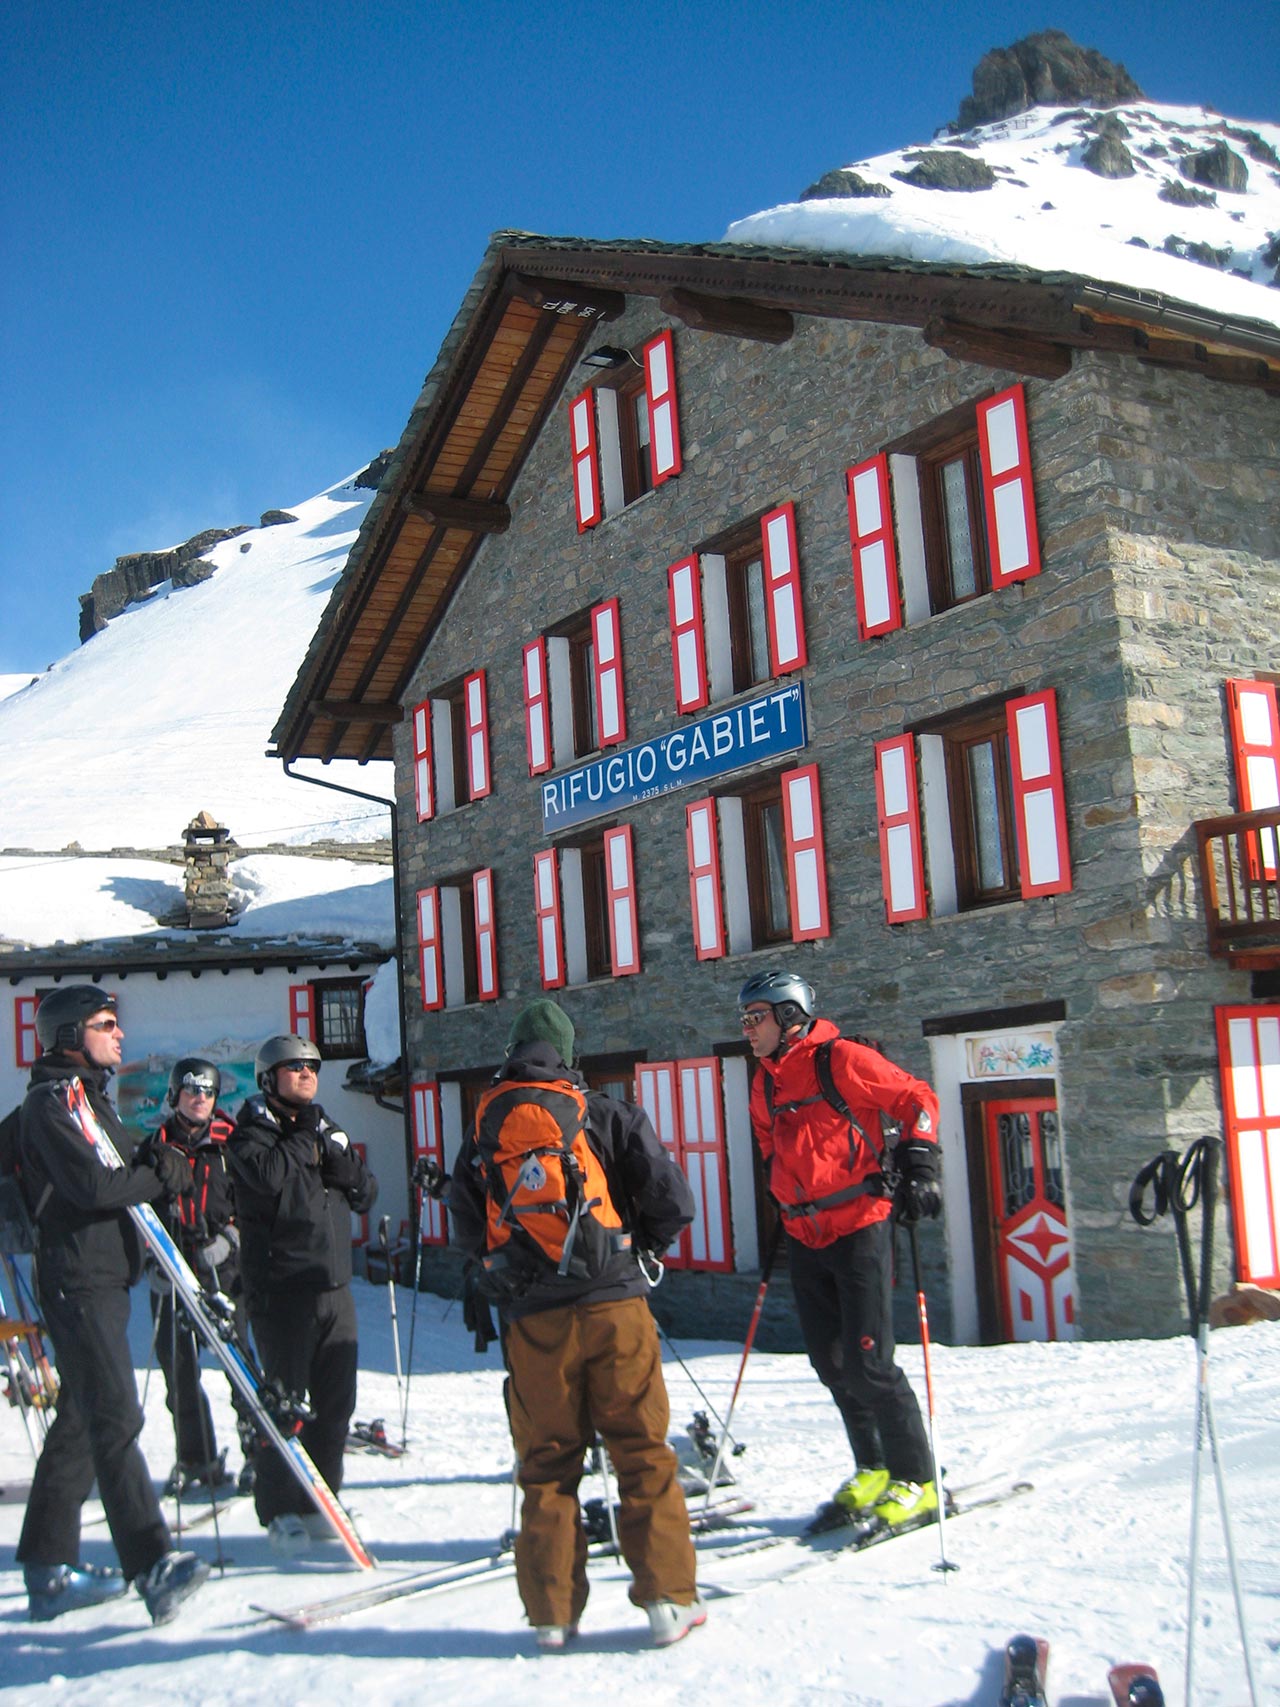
left=472, top=1075, right=631, bottom=1297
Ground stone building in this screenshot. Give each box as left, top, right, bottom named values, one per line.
left=272, top=229, right=1279, bottom=1344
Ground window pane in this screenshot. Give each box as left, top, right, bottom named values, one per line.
left=318, top=985, right=363, bottom=1056
left=744, top=555, right=770, bottom=682
left=762, top=800, right=790, bottom=935
left=998, top=1111, right=1036, bottom=1215
left=941, top=457, right=978, bottom=600
left=967, top=739, right=1006, bottom=892
left=632, top=390, right=652, bottom=493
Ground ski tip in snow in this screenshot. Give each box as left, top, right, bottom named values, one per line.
left=1001, top=1634, right=1049, bottom=1706
left=1109, top=1663, right=1165, bottom=1706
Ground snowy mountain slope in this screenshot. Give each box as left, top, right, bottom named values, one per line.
left=727, top=102, right=1280, bottom=335
left=1, top=1281, right=1274, bottom=1706
left=0, top=475, right=390, bottom=853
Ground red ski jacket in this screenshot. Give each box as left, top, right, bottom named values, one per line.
left=749, top=1018, right=940, bottom=1250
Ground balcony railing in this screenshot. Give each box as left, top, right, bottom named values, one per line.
left=1193, top=804, right=1280, bottom=967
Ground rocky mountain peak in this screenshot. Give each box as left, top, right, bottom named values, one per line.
left=953, top=29, right=1144, bottom=131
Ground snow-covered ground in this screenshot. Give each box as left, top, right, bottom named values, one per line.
left=728, top=102, right=1280, bottom=337
left=2, top=1277, right=1275, bottom=1706
left=0, top=476, right=389, bottom=854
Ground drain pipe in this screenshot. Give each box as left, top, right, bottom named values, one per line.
left=280, top=760, right=415, bottom=1206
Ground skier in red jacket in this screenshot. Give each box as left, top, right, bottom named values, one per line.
left=740, top=970, right=942, bottom=1528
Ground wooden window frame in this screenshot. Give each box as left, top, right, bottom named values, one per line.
left=723, top=528, right=772, bottom=696
left=940, top=704, right=1020, bottom=909
left=739, top=774, right=792, bottom=946
left=919, top=425, right=992, bottom=614
left=311, top=976, right=368, bottom=1061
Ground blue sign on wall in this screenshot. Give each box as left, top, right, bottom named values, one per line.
left=540, top=683, right=808, bottom=833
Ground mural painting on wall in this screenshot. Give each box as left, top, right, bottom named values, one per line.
left=965, top=1031, right=1057, bottom=1079
left=115, top=1055, right=258, bottom=1140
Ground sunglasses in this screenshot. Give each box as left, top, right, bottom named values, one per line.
left=739, top=1009, right=773, bottom=1029
left=279, top=1061, right=318, bottom=1075
left=85, top=1017, right=121, bottom=1033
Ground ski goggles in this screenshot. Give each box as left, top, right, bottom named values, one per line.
left=180, top=1073, right=218, bottom=1096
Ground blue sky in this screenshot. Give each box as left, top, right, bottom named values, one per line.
left=2, top=0, right=1276, bottom=674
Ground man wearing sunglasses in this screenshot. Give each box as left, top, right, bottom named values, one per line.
left=13, top=985, right=209, bottom=1625
left=228, top=1033, right=377, bottom=1555
left=142, top=1058, right=254, bottom=1499
left=738, top=970, right=942, bottom=1532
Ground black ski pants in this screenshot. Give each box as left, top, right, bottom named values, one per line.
left=18, top=1280, right=171, bottom=1582
left=248, top=1284, right=358, bottom=1524
left=788, top=1217, right=932, bottom=1485
left=152, top=1283, right=252, bottom=1468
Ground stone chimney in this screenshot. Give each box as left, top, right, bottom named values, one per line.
left=182, top=812, right=237, bottom=929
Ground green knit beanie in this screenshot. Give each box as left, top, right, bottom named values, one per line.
left=506, top=998, right=575, bottom=1065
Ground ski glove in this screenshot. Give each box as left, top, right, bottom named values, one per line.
left=893, top=1140, right=942, bottom=1223
left=320, top=1130, right=363, bottom=1191
left=195, top=1224, right=240, bottom=1274
left=413, top=1157, right=448, bottom=1200
left=148, top=1144, right=195, bottom=1201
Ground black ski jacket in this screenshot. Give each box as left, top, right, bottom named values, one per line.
left=18, top=1055, right=170, bottom=1293
left=448, top=1040, right=695, bottom=1321
left=228, top=1094, right=378, bottom=1309
left=145, top=1109, right=241, bottom=1290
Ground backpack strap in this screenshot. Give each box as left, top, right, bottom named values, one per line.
left=764, top=1039, right=892, bottom=1220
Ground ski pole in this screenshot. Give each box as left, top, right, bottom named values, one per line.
left=593, top=1437, right=622, bottom=1558
left=907, top=1219, right=956, bottom=1576
left=654, top=1317, right=743, bottom=1460
left=400, top=1180, right=429, bottom=1449
left=702, top=1218, right=783, bottom=1515
left=378, top=1216, right=406, bottom=1419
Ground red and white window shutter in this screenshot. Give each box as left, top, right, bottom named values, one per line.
left=416, top=887, right=444, bottom=1011
left=288, top=984, right=316, bottom=1040
left=1215, top=1005, right=1280, bottom=1287
left=533, top=849, right=565, bottom=989
left=760, top=503, right=808, bottom=674
left=15, top=995, right=39, bottom=1068
left=410, top=1082, right=448, bottom=1246
left=1006, top=689, right=1072, bottom=898
left=472, top=867, right=499, bottom=1001
left=603, top=824, right=640, bottom=976
left=522, top=640, right=552, bottom=775
left=874, top=734, right=928, bottom=923
left=676, top=1058, right=731, bottom=1271
left=846, top=454, right=904, bottom=639
left=411, top=699, right=434, bottom=822
left=685, top=797, right=725, bottom=960
left=1226, top=677, right=1280, bottom=880
left=634, top=1061, right=688, bottom=1266
left=643, top=329, right=682, bottom=485
left=781, top=763, right=830, bottom=940
left=569, top=388, right=602, bottom=531
left=668, top=555, right=709, bottom=713
left=463, top=670, right=491, bottom=800
left=976, top=383, right=1042, bottom=589
left=591, top=598, right=627, bottom=746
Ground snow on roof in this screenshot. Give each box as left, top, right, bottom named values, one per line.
left=726, top=102, right=1280, bottom=336
left=0, top=474, right=390, bottom=855
left=0, top=851, right=394, bottom=953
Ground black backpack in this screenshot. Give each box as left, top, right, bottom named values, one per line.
left=0, top=1105, right=49, bottom=1255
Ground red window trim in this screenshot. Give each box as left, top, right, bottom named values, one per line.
left=533, top=849, right=565, bottom=990
left=874, top=734, right=927, bottom=923
left=977, top=383, right=1042, bottom=589
left=289, top=983, right=316, bottom=1040
left=603, top=824, right=641, bottom=976
left=463, top=669, right=491, bottom=800
left=1006, top=689, right=1072, bottom=898
left=416, top=886, right=444, bottom=1011
left=760, top=502, right=808, bottom=675
left=411, top=699, right=434, bottom=822
left=685, top=797, right=725, bottom=960
left=591, top=597, right=627, bottom=746
left=473, top=867, right=499, bottom=1001
left=781, top=762, right=830, bottom=941
left=644, top=329, right=682, bottom=485
left=410, top=1081, right=448, bottom=1247
left=846, top=453, right=904, bottom=639
left=668, top=555, right=709, bottom=713
left=569, top=387, right=602, bottom=530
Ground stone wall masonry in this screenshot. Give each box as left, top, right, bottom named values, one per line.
left=392, top=303, right=1279, bottom=1339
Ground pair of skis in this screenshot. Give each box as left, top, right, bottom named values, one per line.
left=65, top=1080, right=373, bottom=1571
left=999, top=1636, right=1163, bottom=1705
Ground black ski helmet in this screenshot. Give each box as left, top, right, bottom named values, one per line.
left=737, top=969, right=815, bottom=1031
left=167, top=1057, right=221, bottom=1105
left=34, top=985, right=118, bottom=1053
left=254, top=1033, right=322, bottom=1091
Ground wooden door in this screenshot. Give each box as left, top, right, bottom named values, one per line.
left=982, top=1097, right=1076, bottom=1341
